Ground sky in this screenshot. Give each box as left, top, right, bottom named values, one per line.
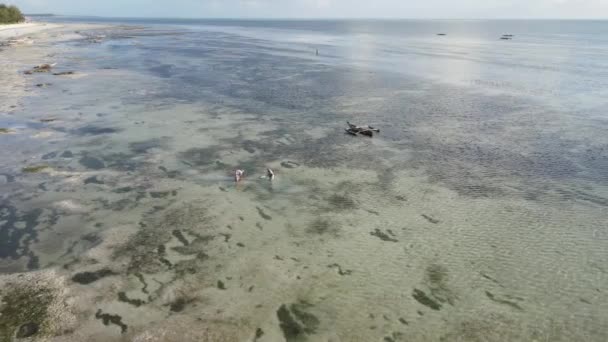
left=9, top=0, right=608, bottom=19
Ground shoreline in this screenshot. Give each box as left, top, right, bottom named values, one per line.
left=0, top=22, right=60, bottom=41
left=0, top=21, right=110, bottom=115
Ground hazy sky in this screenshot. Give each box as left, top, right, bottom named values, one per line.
left=11, top=0, right=608, bottom=18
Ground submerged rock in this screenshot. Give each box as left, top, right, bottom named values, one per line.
left=16, top=322, right=39, bottom=338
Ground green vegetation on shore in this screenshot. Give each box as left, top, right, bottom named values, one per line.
left=0, top=4, right=25, bottom=24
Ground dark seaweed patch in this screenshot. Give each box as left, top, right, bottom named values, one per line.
left=370, top=229, right=398, bottom=242
left=80, top=233, right=101, bottom=245
left=217, top=280, right=227, bottom=290
left=72, top=269, right=116, bottom=285
left=61, top=150, right=74, bottom=158
left=150, top=191, right=174, bottom=198
left=427, top=264, right=447, bottom=285
left=101, top=152, right=141, bottom=171
left=422, top=214, right=440, bottom=224
left=114, top=187, right=133, bottom=193
left=0, top=204, right=42, bottom=270
left=118, top=292, right=145, bottom=307
left=485, top=291, right=523, bottom=311
left=425, top=264, right=456, bottom=306
left=79, top=156, right=105, bottom=170
left=480, top=272, right=502, bottom=287
left=179, top=147, right=222, bottom=167
left=41, top=152, right=57, bottom=160
left=135, top=273, right=149, bottom=294
left=172, top=230, right=189, bottom=246
left=254, top=328, right=264, bottom=341
left=327, top=194, right=357, bottom=210
left=276, top=302, right=320, bottom=340
left=366, top=209, right=380, bottom=216
left=95, top=309, right=127, bottom=334
left=277, top=305, right=304, bottom=340
left=160, top=257, right=173, bottom=268
left=130, top=137, right=171, bottom=154
left=307, top=218, right=339, bottom=236
left=256, top=207, right=272, bottom=220
left=384, top=332, right=404, bottom=342
left=220, top=233, right=231, bottom=242
left=412, top=289, right=441, bottom=310
left=170, top=298, right=187, bottom=312
left=290, top=304, right=319, bottom=334
left=243, top=141, right=257, bottom=153
left=328, top=263, right=353, bottom=276
left=84, top=176, right=104, bottom=185
left=75, top=125, right=120, bottom=135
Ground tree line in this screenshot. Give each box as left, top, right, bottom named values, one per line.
left=0, top=4, right=25, bottom=24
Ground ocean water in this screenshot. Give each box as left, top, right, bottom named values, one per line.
left=1, top=18, right=607, bottom=341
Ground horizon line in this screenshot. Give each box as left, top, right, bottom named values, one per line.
left=26, top=14, right=608, bottom=21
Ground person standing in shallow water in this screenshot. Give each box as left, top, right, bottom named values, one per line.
left=234, top=169, right=245, bottom=182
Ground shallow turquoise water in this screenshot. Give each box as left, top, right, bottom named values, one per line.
left=0, top=19, right=607, bottom=341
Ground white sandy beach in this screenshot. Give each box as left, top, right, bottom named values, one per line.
left=0, top=22, right=60, bottom=40
left=0, top=22, right=105, bottom=114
